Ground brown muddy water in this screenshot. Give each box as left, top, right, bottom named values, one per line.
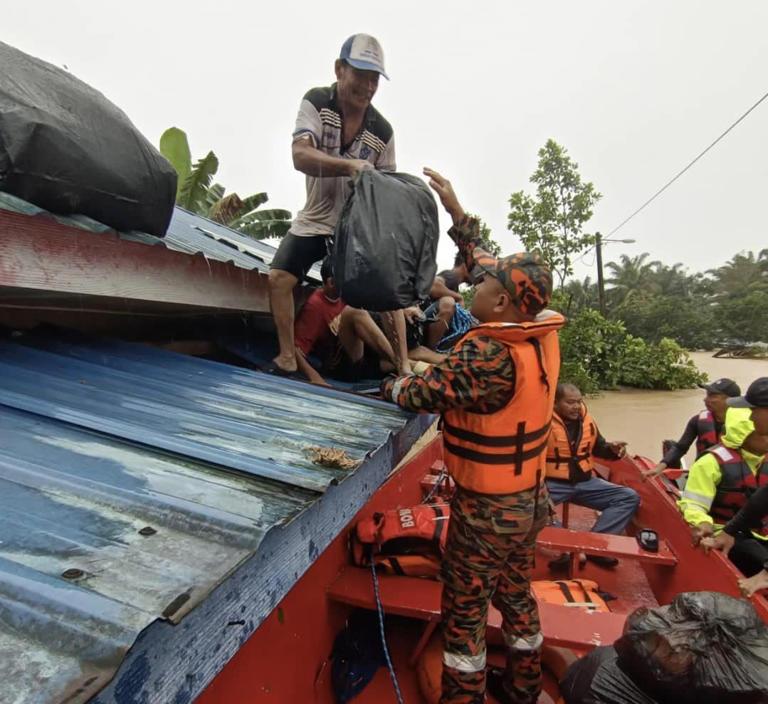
left=588, top=352, right=768, bottom=465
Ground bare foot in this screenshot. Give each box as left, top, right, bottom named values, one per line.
left=272, top=354, right=297, bottom=374
left=739, top=570, right=768, bottom=598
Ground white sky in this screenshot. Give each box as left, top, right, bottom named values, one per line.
left=5, top=1, right=768, bottom=276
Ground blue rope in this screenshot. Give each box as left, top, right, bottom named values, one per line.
left=422, top=468, right=447, bottom=504
left=371, top=560, right=405, bottom=704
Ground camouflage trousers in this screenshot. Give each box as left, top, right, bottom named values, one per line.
left=440, top=483, right=549, bottom=704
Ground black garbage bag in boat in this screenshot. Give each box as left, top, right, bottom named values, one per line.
left=614, top=591, right=768, bottom=704
left=0, top=41, right=176, bottom=236
left=330, top=609, right=385, bottom=702
left=561, top=646, right=659, bottom=704
left=333, top=170, right=439, bottom=311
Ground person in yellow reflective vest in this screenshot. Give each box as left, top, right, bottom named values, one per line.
left=678, top=407, right=768, bottom=577
left=701, top=377, right=768, bottom=596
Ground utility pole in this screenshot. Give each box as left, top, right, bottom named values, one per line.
left=595, top=232, right=605, bottom=316
left=594, top=232, right=635, bottom=317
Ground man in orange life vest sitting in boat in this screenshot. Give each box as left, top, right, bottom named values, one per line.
left=545, top=383, right=640, bottom=570
left=679, top=405, right=768, bottom=577
left=382, top=167, right=565, bottom=704
left=644, top=377, right=741, bottom=480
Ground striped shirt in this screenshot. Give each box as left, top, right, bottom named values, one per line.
left=290, top=84, right=395, bottom=237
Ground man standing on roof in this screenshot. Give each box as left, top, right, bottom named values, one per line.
left=644, top=378, right=741, bottom=479
left=268, top=34, right=410, bottom=377
left=678, top=405, right=768, bottom=577
left=382, top=168, right=565, bottom=704
left=701, top=378, right=768, bottom=597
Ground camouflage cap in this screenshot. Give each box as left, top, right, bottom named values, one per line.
left=471, top=247, right=553, bottom=316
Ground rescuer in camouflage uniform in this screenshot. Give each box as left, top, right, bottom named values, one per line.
left=381, top=168, right=564, bottom=704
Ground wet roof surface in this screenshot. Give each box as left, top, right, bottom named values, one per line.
left=0, top=329, right=413, bottom=703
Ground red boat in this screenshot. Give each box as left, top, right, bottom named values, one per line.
left=196, top=429, right=768, bottom=703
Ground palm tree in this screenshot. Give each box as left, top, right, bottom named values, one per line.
left=707, top=250, right=768, bottom=300
left=561, top=276, right=599, bottom=315
left=605, top=252, right=659, bottom=306
left=650, top=261, right=691, bottom=298
left=159, top=127, right=291, bottom=239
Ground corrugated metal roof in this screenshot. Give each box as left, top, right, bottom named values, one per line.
left=0, top=192, right=321, bottom=281
left=0, top=329, right=415, bottom=704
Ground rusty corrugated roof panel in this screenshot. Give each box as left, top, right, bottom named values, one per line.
left=0, top=192, right=321, bottom=281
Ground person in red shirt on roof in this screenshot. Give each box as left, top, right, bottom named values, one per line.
left=294, top=257, right=399, bottom=386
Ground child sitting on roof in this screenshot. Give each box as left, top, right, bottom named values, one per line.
left=293, top=257, right=399, bottom=386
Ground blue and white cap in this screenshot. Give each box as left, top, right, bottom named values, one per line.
left=339, top=34, right=389, bottom=79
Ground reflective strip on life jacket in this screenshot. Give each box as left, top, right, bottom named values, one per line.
left=695, top=410, right=719, bottom=458
left=545, top=407, right=597, bottom=482
left=442, top=313, right=564, bottom=494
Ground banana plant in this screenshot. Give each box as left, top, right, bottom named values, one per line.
left=159, top=127, right=291, bottom=239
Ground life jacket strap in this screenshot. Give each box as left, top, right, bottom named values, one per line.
left=443, top=419, right=551, bottom=447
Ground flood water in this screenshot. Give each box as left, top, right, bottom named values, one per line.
left=587, top=352, right=768, bottom=465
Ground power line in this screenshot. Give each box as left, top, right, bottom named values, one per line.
left=608, top=89, right=768, bottom=237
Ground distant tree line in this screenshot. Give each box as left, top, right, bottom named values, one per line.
left=561, top=249, right=768, bottom=348
left=502, top=138, right=766, bottom=391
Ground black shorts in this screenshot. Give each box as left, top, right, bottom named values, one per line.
left=324, top=345, right=383, bottom=382
left=271, top=232, right=332, bottom=281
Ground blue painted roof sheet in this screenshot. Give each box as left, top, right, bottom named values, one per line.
left=0, top=330, right=414, bottom=703
left=0, top=191, right=322, bottom=281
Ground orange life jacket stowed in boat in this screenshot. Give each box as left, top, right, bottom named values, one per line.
left=545, top=405, right=598, bottom=482
left=350, top=504, right=450, bottom=578
left=442, top=313, right=564, bottom=495
left=695, top=410, right=720, bottom=458
left=531, top=579, right=610, bottom=612
left=707, top=444, right=768, bottom=536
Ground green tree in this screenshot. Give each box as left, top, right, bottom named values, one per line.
left=558, top=308, right=705, bottom=392
left=604, top=252, right=658, bottom=307
left=555, top=276, right=599, bottom=317
left=648, top=261, right=691, bottom=298
left=707, top=249, right=768, bottom=300
left=619, top=337, right=706, bottom=390
left=558, top=309, right=628, bottom=392
left=508, top=139, right=601, bottom=289
left=616, top=293, right=715, bottom=349
left=159, top=127, right=291, bottom=239
left=714, top=290, right=768, bottom=343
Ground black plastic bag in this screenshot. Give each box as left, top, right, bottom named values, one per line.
left=333, top=170, right=439, bottom=311
left=330, top=610, right=385, bottom=703
left=0, top=42, right=176, bottom=236
left=615, top=591, right=768, bottom=704
left=561, top=646, right=658, bottom=704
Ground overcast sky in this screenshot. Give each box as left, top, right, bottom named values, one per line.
left=6, top=1, right=767, bottom=276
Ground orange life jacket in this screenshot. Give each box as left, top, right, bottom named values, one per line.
left=350, top=504, right=450, bottom=577
left=531, top=579, right=610, bottom=612
left=545, top=405, right=598, bottom=482
left=442, top=311, right=564, bottom=494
